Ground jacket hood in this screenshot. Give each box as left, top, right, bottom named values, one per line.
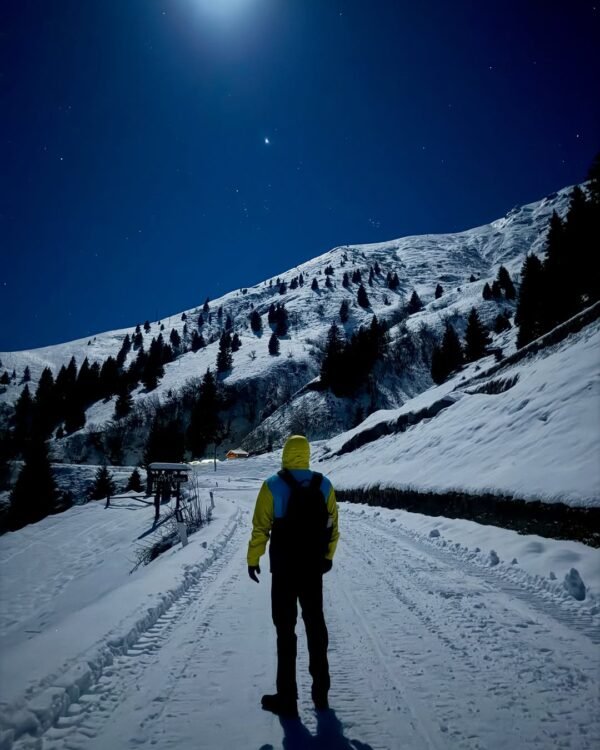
left=281, top=435, right=310, bottom=470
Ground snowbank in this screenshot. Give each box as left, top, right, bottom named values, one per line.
left=0, top=484, right=240, bottom=741
left=321, top=320, right=600, bottom=507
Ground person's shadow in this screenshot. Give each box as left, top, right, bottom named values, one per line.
left=258, top=709, right=374, bottom=750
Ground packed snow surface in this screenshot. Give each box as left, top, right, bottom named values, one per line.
left=1, top=457, right=599, bottom=749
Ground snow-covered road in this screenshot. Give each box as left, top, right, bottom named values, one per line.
left=26, top=478, right=599, bottom=750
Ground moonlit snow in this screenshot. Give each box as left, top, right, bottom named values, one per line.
left=0, top=459, right=598, bottom=749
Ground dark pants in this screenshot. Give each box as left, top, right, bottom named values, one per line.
left=271, top=570, right=330, bottom=701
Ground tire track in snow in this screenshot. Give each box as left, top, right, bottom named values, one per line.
left=17, top=513, right=246, bottom=750
left=340, top=512, right=600, bottom=749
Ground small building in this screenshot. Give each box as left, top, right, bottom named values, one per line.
left=226, top=448, right=250, bottom=460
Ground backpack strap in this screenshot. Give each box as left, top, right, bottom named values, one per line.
left=310, top=472, right=323, bottom=492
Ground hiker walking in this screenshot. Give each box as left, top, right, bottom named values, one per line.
left=247, top=434, right=339, bottom=718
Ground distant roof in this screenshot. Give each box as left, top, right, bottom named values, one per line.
left=227, top=448, right=249, bottom=455
left=148, top=463, right=190, bottom=471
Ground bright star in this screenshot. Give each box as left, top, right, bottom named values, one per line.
left=264, top=137, right=270, bottom=145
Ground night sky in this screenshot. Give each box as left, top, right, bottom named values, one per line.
left=1, top=1, right=599, bottom=351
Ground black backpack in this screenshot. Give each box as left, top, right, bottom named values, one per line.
left=277, top=469, right=330, bottom=561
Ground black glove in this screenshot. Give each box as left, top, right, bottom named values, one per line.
left=322, top=558, right=333, bottom=574
left=248, top=564, right=261, bottom=583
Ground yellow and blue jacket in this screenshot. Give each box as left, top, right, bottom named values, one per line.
left=247, top=436, right=339, bottom=568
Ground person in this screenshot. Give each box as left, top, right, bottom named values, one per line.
left=247, top=434, right=339, bottom=718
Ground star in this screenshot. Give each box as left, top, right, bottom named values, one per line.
left=264, top=137, right=270, bottom=145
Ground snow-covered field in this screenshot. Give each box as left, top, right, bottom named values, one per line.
left=1, top=457, right=598, bottom=750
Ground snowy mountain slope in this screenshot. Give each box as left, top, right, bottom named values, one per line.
left=0, top=186, right=573, bottom=437
left=317, top=314, right=600, bottom=507
left=0, top=457, right=598, bottom=750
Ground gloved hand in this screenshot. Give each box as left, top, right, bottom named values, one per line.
left=248, top=564, right=261, bottom=583
left=322, top=558, right=333, bottom=574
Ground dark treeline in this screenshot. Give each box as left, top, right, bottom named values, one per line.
left=516, top=156, right=600, bottom=348
left=7, top=335, right=176, bottom=460
left=320, top=317, right=389, bottom=396
left=430, top=307, right=492, bottom=384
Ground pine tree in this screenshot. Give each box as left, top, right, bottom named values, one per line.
left=357, top=284, right=370, bottom=308
left=491, top=280, right=503, bottom=299
left=516, top=254, right=545, bottom=348
left=181, top=312, right=187, bottom=321
left=325, top=275, right=333, bottom=289
left=339, top=299, right=350, bottom=323
left=203, top=298, right=210, bottom=313
left=279, top=281, right=287, bottom=295
left=64, top=399, right=86, bottom=434
left=22, top=366, right=31, bottom=383
left=290, top=276, right=298, bottom=290
left=0, top=371, right=10, bottom=385
left=145, top=417, right=185, bottom=464
left=88, top=465, right=116, bottom=501
left=298, top=273, right=304, bottom=286
left=352, top=269, right=362, bottom=284
left=34, top=367, right=57, bottom=437
left=342, top=272, right=350, bottom=288
left=197, top=312, right=204, bottom=328
left=116, top=334, right=132, bottom=368
left=482, top=282, right=493, bottom=301
left=9, top=439, right=59, bottom=529
left=464, top=308, right=491, bottom=361
left=430, top=345, right=446, bottom=385
left=320, top=323, right=345, bottom=388
left=99, top=356, right=120, bottom=397
left=268, top=333, right=280, bottom=355
left=469, top=274, right=477, bottom=283
left=185, top=369, right=223, bottom=459
left=497, top=266, right=516, bottom=300
left=114, top=387, right=133, bottom=419
left=493, top=312, right=512, bottom=334
left=225, top=314, right=233, bottom=330
left=435, top=284, right=444, bottom=299
left=191, top=330, right=202, bottom=352
left=250, top=310, right=262, bottom=334
left=126, top=468, right=144, bottom=492
left=142, top=339, right=165, bottom=391
left=216, top=331, right=233, bottom=372
left=443, top=323, right=463, bottom=372
left=368, top=268, right=374, bottom=286
left=387, top=272, right=400, bottom=291
left=231, top=333, right=241, bottom=352
left=13, top=385, right=34, bottom=450
left=406, top=290, right=423, bottom=314
left=169, top=328, right=181, bottom=350
left=133, top=331, right=144, bottom=349
left=274, top=305, right=289, bottom=336
left=144, top=321, right=151, bottom=333
left=311, top=277, right=319, bottom=291
left=374, top=261, right=381, bottom=275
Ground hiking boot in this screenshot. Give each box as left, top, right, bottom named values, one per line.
left=261, top=693, right=299, bottom=718
left=311, top=689, right=329, bottom=711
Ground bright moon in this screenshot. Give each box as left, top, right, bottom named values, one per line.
left=193, top=0, right=257, bottom=24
